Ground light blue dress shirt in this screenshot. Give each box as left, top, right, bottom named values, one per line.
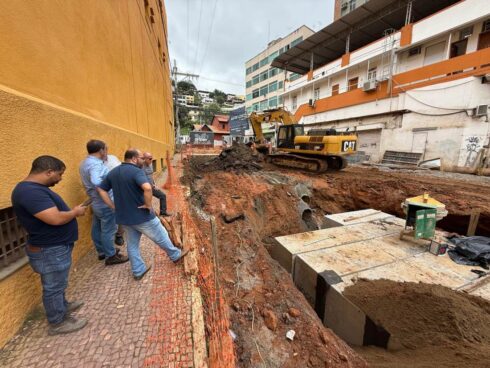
left=79, top=155, right=112, bottom=209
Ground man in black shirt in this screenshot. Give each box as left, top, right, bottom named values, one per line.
left=11, top=156, right=88, bottom=335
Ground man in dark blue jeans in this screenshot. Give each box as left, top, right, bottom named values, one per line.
left=98, top=149, right=188, bottom=281
left=12, top=156, right=88, bottom=335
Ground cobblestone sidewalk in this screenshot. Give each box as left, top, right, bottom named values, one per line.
left=0, top=177, right=197, bottom=367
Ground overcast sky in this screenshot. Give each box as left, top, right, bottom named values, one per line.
left=165, top=0, right=334, bottom=95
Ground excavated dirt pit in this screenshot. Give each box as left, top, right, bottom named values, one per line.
left=183, top=145, right=490, bottom=367
left=344, top=279, right=490, bottom=367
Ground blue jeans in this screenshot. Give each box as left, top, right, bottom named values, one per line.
left=122, top=217, right=181, bottom=277
left=91, top=206, right=117, bottom=258
left=25, top=244, right=73, bottom=325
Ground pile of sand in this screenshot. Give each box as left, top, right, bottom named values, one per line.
left=344, top=279, right=490, bottom=367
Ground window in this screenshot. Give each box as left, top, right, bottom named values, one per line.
left=0, top=207, right=27, bottom=271
left=260, top=70, right=268, bottom=82
left=278, top=81, right=284, bottom=89
left=367, top=67, right=377, bottom=82
left=252, top=89, right=259, bottom=99
left=246, top=93, right=252, bottom=101
left=252, top=62, right=259, bottom=72
left=246, top=106, right=253, bottom=114
left=259, top=100, right=268, bottom=111
left=269, top=68, right=278, bottom=78
left=348, top=77, right=359, bottom=91
left=246, top=67, right=252, bottom=75
left=460, top=26, right=473, bottom=40
left=269, top=51, right=279, bottom=63
left=292, top=96, right=297, bottom=110
left=252, top=75, right=260, bottom=85
left=408, top=46, right=421, bottom=56
left=279, top=47, right=284, bottom=54
left=314, top=88, right=320, bottom=101
left=349, top=0, right=356, bottom=12
left=260, top=85, right=268, bottom=97
left=268, top=81, right=278, bottom=93
left=450, top=39, right=468, bottom=58
left=278, top=95, right=283, bottom=105
left=246, top=80, right=252, bottom=88
left=483, top=19, right=490, bottom=32
left=290, top=37, right=303, bottom=48
left=260, top=57, right=269, bottom=67
left=478, top=20, right=490, bottom=50
left=289, top=73, right=301, bottom=82
left=332, top=84, right=339, bottom=96
left=268, top=96, right=278, bottom=108
left=252, top=102, right=259, bottom=111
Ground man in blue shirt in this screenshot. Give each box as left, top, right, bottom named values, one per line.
left=79, top=140, right=128, bottom=265
left=12, top=156, right=87, bottom=335
left=98, top=148, right=188, bottom=280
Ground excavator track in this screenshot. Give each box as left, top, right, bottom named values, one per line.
left=268, top=153, right=347, bottom=173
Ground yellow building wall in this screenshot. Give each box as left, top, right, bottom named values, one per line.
left=0, top=0, right=174, bottom=347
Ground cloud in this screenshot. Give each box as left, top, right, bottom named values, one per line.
left=166, top=0, right=333, bottom=95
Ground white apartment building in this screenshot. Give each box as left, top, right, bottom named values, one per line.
left=245, top=25, right=314, bottom=114
left=272, top=0, right=490, bottom=170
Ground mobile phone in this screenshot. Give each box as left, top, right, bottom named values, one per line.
left=81, top=198, right=93, bottom=207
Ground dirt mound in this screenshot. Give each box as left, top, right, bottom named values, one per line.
left=344, top=279, right=490, bottom=367
left=199, top=144, right=265, bottom=173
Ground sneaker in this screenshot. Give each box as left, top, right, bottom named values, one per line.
left=48, top=316, right=87, bottom=336
left=115, top=234, right=125, bottom=246
left=173, top=249, right=189, bottom=264
left=66, top=300, right=84, bottom=313
left=160, top=211, right=174, bottom=217
left=105, top=253, right=129, bottom=265
left=133, top=265, right=152, bottom=281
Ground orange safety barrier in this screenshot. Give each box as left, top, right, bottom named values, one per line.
left=162, top=150, right=174, bottom=190
left=170, top=149, right=236, bottom=367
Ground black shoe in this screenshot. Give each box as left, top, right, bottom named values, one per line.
left=133, top=265, right=152, bottom=281
left=48, top=316, right=87, bottom=336
left=160, top=211, right=174, bottom=217
left=98, top=254, right=105, bottom=260
left=105, top=253, right=129, bottom=265
left=115, top=234, right=125, bottom=246
left=66, top=300, right=84, bottom=313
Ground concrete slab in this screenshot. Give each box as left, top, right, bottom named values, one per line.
left=324, top=209, right=396, bottom=228
left=272, top=214, right=489, bottom=347
left=271, top=218, right=405, bottom=273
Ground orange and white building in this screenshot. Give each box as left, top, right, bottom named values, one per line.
left=273, top=0, right=490, bottom=169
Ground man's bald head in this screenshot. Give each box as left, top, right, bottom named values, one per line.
left=143, top=152, right=153, bottom=167
left=124, top=148, right=144, bottom=168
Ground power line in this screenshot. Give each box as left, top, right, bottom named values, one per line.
left=192, top=0, right=204, bottom=72
left=198, top=0, right=219, bottom=75
left=198, top=76, right=243, bottom=87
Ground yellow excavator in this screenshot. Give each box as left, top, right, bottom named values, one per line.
left=249, top=108, right=357, bottom=172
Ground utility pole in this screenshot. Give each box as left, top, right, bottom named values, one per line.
left=171, top=59, right=199, bottom=146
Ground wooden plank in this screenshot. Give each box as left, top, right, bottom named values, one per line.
left=467, top=209, right=480, bottom=236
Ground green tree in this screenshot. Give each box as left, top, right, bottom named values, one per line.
left=198, top=103, right=222, bottom=124
left=177, top=80, right=197, bottom=95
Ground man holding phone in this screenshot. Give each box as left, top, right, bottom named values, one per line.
left=79, top=140, right=128, bottom=265
left=11, top=156, right=87, bottom=335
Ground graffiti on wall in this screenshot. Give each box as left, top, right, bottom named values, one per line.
left=463, top=136, right=482, bottom=167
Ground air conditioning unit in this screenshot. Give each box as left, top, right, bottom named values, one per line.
left=362, top=80, right=377, bottom=92
left=475, top=104, right=488, bottom=117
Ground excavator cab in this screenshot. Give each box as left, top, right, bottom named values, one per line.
left=277, top=124, right=305, bottom=149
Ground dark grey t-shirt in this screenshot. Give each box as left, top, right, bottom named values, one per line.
left=143, top=164, right=155, bottom=186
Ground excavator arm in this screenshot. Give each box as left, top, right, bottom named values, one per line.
left=249, top=108, right=296, bottom=144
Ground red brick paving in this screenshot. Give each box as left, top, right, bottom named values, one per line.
left=0, top=191, right=198, bottom=367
